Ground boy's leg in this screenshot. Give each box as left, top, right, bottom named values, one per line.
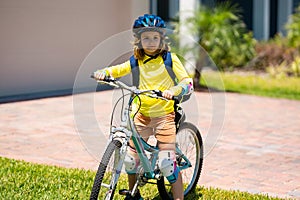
left=171, top=172, right=183, bottom=200
left=125, top=174, right=143, bottom=200
left=127, top=174, right=137, bottom=191
left=155, top=112, right=183, bottom=200
left=158, top=143, right=184, bottom=200
left=124, top=148, right=142, bottom=199
left=125, top=112, right=152, bottom=195
left=126, top=140, right=145, bottom=191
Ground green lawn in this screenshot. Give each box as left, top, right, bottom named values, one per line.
left=0, top=157, right=286, bottom=200
left=200, top=71, right=300, bottom=100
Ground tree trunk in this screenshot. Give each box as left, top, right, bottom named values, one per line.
left=193, top=68, right=201, bottom=91
left=193, top=48, right=206, bottom=91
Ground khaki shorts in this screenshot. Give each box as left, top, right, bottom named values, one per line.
left=133, top=112, right=176, bottom=144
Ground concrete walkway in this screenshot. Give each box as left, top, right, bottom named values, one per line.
left=0, top=90, right=299, bottom=199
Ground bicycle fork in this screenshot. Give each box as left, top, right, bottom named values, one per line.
left=101, top=127, right=130, bottom=198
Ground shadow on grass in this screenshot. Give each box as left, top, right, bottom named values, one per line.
left=150, top=188, right=203, bottom=200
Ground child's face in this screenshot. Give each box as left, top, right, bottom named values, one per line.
left=140, top=31, right=161, bottom=55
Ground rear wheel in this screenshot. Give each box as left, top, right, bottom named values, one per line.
left=90, top=140, right=123, bottom=200
left=157, top=122, right=203, bottom=199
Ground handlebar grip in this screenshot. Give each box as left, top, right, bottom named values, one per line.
left=153, top=90, right=179, bottom=103
left=90, top=74, right=115, bottom=82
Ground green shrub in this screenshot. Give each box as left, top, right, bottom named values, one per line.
left=290, top=56, right=300, bottom=77
left=286, top=4, right=300, bottom=48
left=249, top=37, right=295, bottom=71
left=262, top=4, right=300, bottom=77
left=247, top=32, right=299, bottom=77
left=185, top=2, right=256, bottom=70
left=266, top=61, right=290, bottom=79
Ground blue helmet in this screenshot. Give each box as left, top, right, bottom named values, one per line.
left=133, top=14, right=166, bottom=36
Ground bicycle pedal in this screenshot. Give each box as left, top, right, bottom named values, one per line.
left=119, top=189, right=131, bottom=196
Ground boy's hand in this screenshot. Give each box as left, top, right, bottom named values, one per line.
left=93, top=70, right=106, bottom=80
left=162, top=90, right=174, bottom=100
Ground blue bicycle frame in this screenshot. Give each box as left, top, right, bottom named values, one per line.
left=110, top=94, right=192, bottom=181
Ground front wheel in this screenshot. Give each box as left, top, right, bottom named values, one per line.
left=157, top=122, right=204, bottom=199
left=90, top=140, right=123, bottom=200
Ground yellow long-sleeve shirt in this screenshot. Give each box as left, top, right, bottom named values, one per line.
left=102, top=53, right=191, bottom=117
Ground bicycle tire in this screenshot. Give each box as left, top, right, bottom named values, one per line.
left=90, top=140, right=123, bottom=200
left=157, top=122, right=203, bottom=199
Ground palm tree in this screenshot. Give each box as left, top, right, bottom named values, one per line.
left=181, top=2, right=256, bottom=89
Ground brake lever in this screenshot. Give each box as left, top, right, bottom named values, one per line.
left=150, top=90, right=168, bottom=101
left=152, top=90, right=179, bottom=102
left=147, top=93, right=168, bottom=101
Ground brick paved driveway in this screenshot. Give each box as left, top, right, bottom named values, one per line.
left=0, top=90, right=299, bottom=199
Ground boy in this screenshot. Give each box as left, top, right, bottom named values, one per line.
left=94, top=14, right=193, bottom=200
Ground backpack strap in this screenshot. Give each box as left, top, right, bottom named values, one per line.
left=130, top=55, right=140, bottom=87
left=130, top=52, right=177, bottom=87
left=163, top=52, right=177, bottom=85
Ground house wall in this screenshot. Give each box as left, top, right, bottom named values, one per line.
left=0, top=0, right=148, bottom=100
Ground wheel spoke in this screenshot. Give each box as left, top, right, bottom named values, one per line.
left=101, top=183, right=110, bottom=188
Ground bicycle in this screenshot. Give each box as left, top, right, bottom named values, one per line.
left=90, top=75, right=203, bottom=200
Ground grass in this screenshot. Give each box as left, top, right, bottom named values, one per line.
left=0, top=157, right=95, bottom=199
left=0, top=157, right=286, bottom=200
left=200, top=71, right=300, bottom=100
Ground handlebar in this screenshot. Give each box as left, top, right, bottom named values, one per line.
left=91, top=74, right=179, bottom=102
left=91, top=74, right=115, bottom=82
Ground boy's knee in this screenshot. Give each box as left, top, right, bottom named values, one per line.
left=124, top=147, right=140, bottom=174
left=158, top=150, right=179, bottom=184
